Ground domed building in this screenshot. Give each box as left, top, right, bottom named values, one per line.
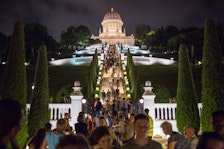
left=91, top=8, right=135, bottom=45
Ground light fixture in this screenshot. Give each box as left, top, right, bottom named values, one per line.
left=139, top=99, right=144, bottom=104
left=82, top=99, right=87, bottom=104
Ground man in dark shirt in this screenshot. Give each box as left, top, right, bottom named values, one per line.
left=0, top=98, right=23, bottom=149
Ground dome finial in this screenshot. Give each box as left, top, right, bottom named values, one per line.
left=111, top=7, right=114, bottom=12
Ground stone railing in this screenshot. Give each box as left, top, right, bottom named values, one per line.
left=154, top=103, right=202, bottom=120
left=26, top=103, right=71, bottom=120
left=26, top=102, right=202, bottom=135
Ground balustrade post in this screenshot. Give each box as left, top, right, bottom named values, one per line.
left=70, top=81, right=83, bottom=128
left=142, top=81, right=156, bottom=135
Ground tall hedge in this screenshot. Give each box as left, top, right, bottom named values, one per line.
left=28, top=45, right=50, bottom=136
left=0, top=21, right=27, bottom=147
left=201, top=19, right=224, bottom=132
left=126, top=49, right=137, bottom=100
left=176, top=44, right=200, bottom=134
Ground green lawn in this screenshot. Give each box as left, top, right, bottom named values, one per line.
left=1, top=63, right=202, bottom=102
left=26, top=65, right=91, bottom=102
left=135, top=64, right=202, bottom=99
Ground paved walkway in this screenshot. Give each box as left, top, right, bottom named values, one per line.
left=99, top=45, right=167, bottom=148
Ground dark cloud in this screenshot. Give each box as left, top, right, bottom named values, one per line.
left=0, top=0, right=223, bottom=41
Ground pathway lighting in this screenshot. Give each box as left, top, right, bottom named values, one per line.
left=139, top=99, right=144, bottom=104
left=82, top=99, right=87, bottom=104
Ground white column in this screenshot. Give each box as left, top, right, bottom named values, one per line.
left=142, top=81, right=156, bottom=136
left=101, top=53, right=104, bottom=61
left=69, top=81, right=83, bottom=129
left=121, top=53, right=125, bottom=61
left=70, top=95, right=83, bottom=128
left=142, top=94, right=156, bottom=121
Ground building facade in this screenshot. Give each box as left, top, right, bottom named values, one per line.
left=91, top=8, right=135, bottom=45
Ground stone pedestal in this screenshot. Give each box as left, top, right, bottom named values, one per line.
left=142, top=94, right=156, bottom=121
left=121, top=53, right=125, bottom=61
left=70, top=95, right=83, bottom=127
left=70, top=81, right=83, bottom=128
left=142, top=81, right=156, bottom=136
left=100, top=53, right=104, bottom=61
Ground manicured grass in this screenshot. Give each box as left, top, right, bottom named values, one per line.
left=26, top=65, right=90, bottom=102
left=135, top=64, right=202, bottom=99
left=1, top=63, right=202, bottom=102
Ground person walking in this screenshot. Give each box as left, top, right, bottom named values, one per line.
left=161, top=121, right=190, bottom=149
left=123, top=114, right=162, bottom=149
left=0, top=98, right=23, bottom=149
left=144, top=108, right=154, bottom=138
left=101, top=90, right=106, bottom=103
left=184, top=126, right=199, bottom=149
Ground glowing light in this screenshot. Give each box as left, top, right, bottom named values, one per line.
left=95, top=94, right=99, bottom=97
left=96, top=87, right=99, bottom=90
left=198, top=61, right=202, bottom=65
left=82, top=99, right=87, bottom=104
left=126, top=87, right=130, bottom=91
left=139, top=99, right=144, bottom=104
left=25, top=62, right=30, bottom=66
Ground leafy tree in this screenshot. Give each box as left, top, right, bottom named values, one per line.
left=24, top=22, right=58, bottom=64
left=75, top=25, right=92, bottom=46
left=56, top=85, right=72, bottom=103
left=154, top=84, right=170, bottom=103
left=176, top=44, right=200, bottom=135
left=132, top=24, right=151, bottom=45
left=28, top=45, right=50, bottom=136
left=60, top=25, right=92, bottom=49
left=201, top=19, right=224, bottom=132
left=0, top=21, right=27, bottom=146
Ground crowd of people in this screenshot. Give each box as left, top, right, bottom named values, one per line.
left=1, top=45, right=224, bottom=149
left=1, top=98, right=224, bottom=149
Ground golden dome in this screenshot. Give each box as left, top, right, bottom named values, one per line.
left=103, top=8, right=122, bottom=21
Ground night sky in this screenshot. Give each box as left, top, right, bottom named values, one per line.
left=0, top=0, right=224, bottom=41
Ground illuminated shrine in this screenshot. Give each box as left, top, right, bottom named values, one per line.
left=91, top=8, right=135, bottom=45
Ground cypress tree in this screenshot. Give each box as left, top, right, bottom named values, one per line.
left=176, top=44, right=200, bottom=134
left=0, top=21, right=27, bottom=146
left=201, top=19, right=224, bottom=132
left=28, top=45, right=50, bottom=136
